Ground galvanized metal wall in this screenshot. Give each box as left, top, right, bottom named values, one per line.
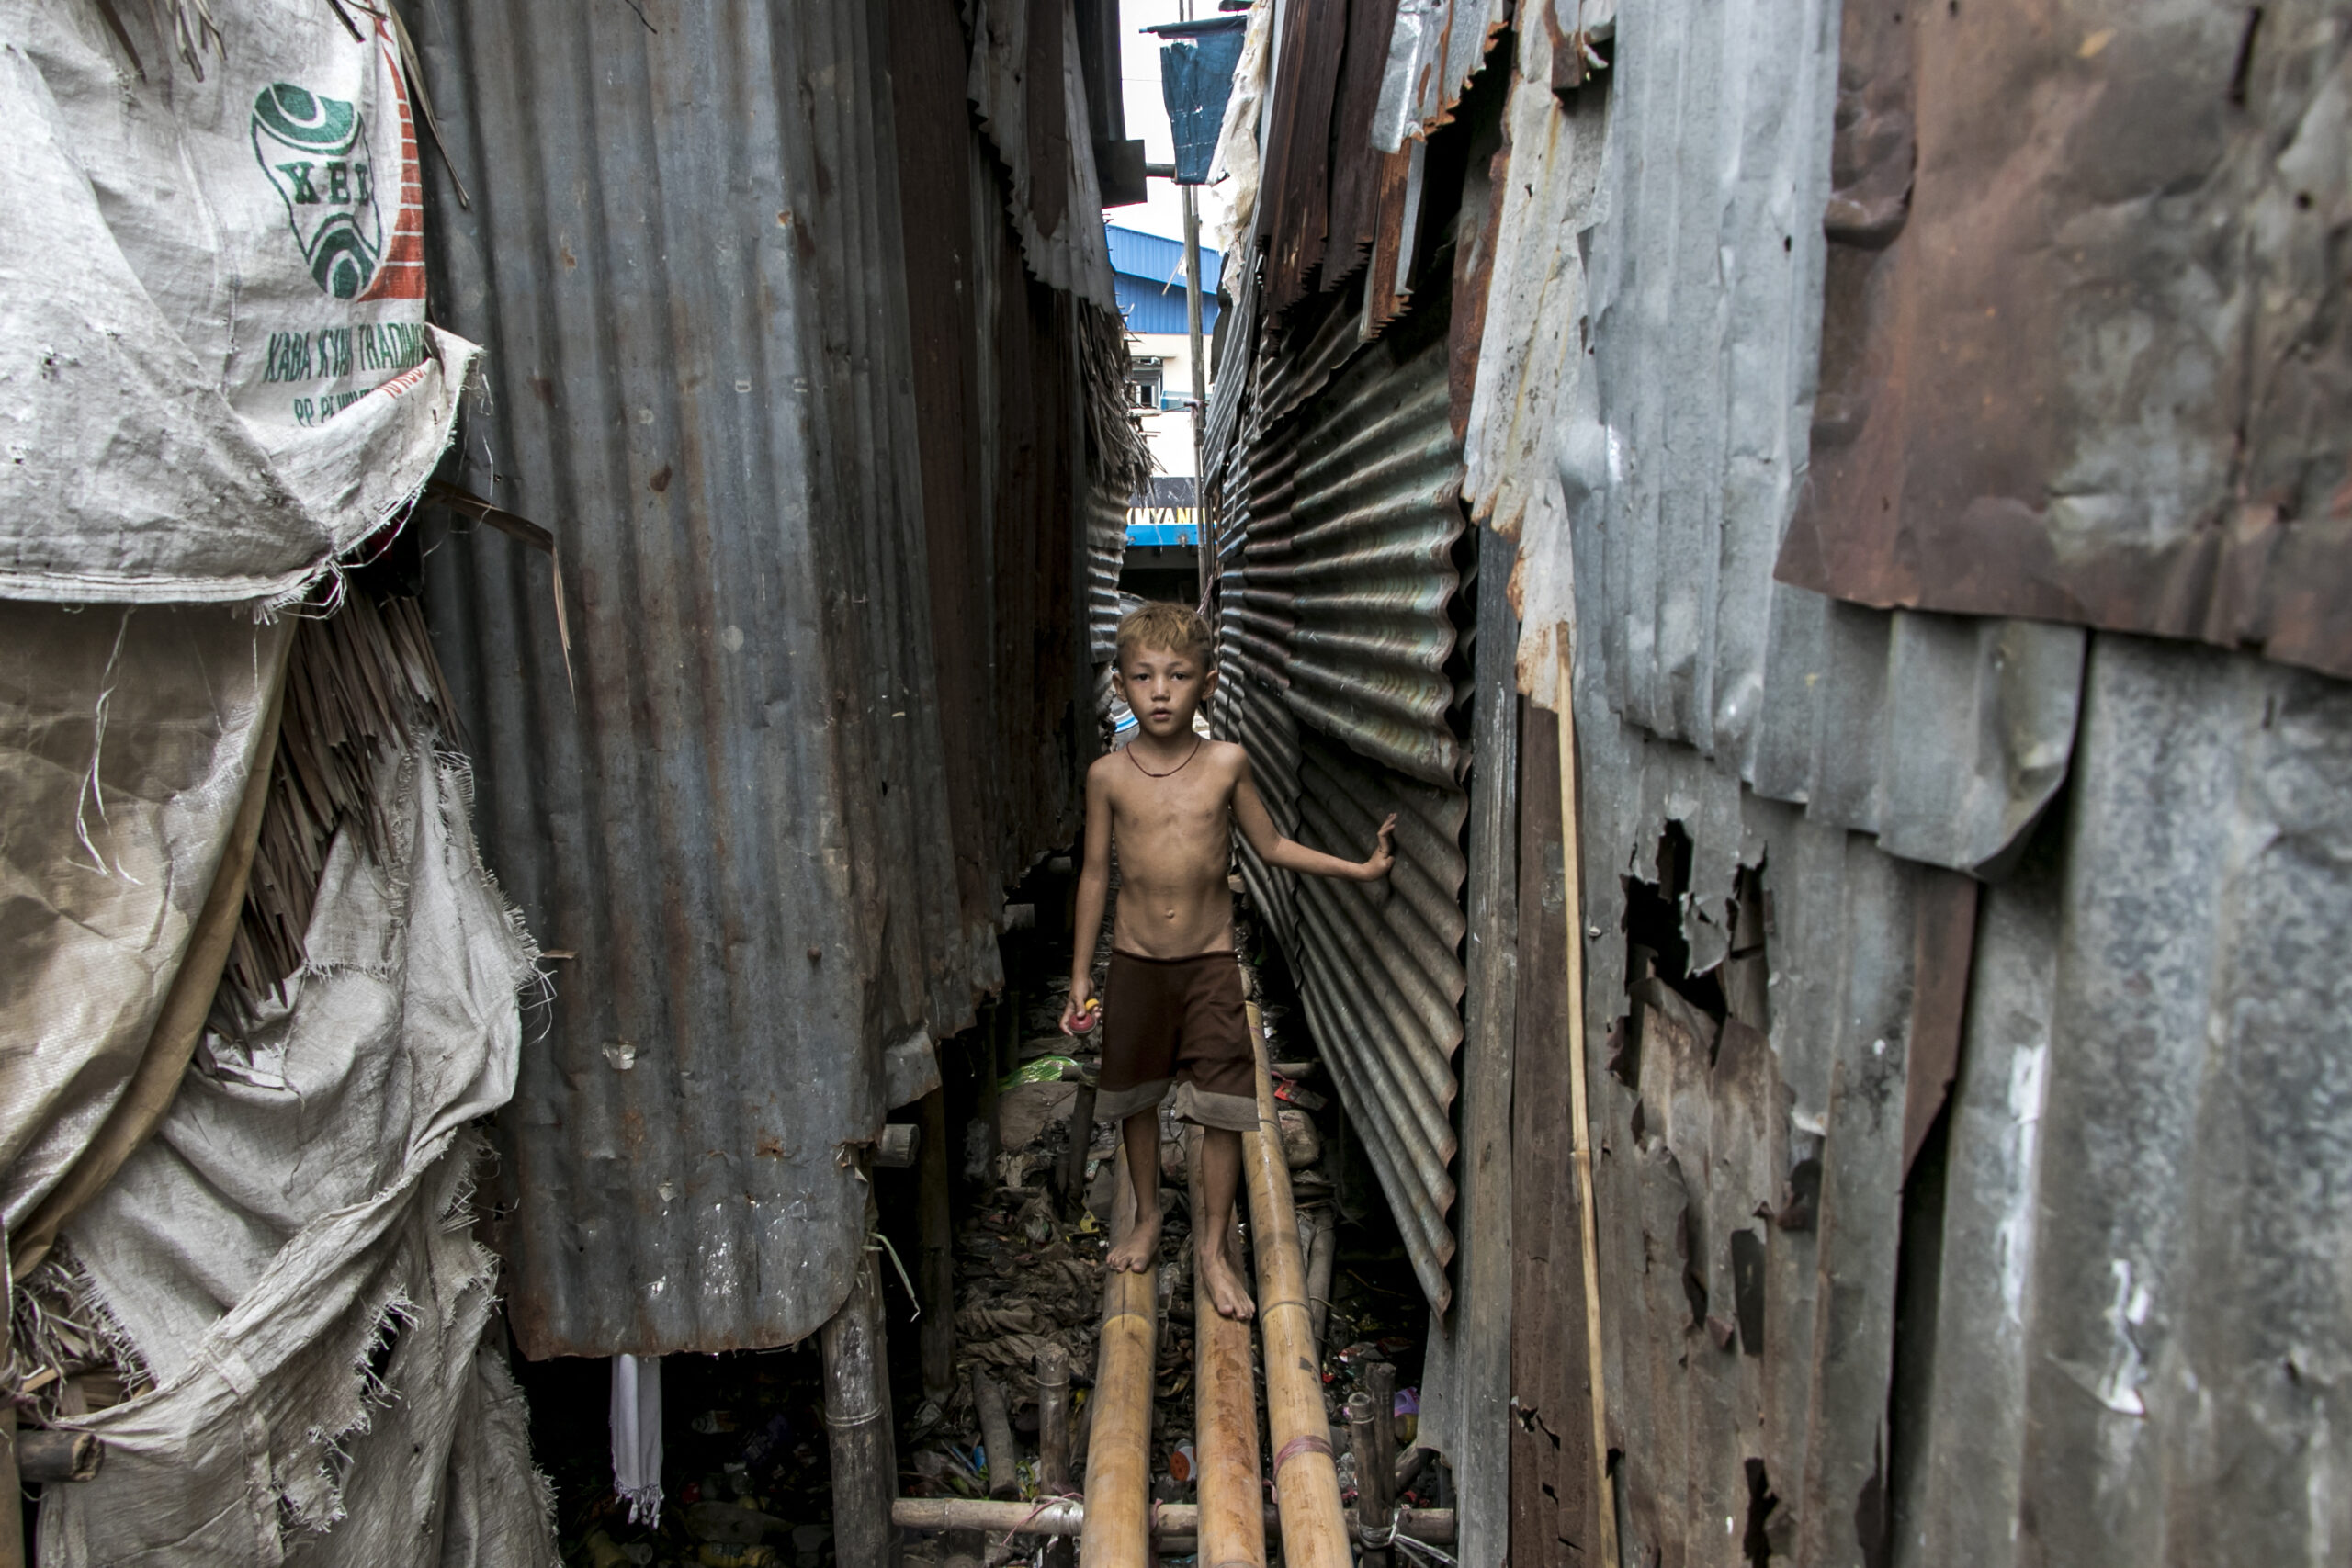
left=1211, top=279, right=1472, bottom=1314
left=411, top=0, right=1117, bottom=1358
left=1485, top=0, right=2352, bottom=1562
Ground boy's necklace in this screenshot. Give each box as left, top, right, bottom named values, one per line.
left=1128, top=736, right=1203, bottom=779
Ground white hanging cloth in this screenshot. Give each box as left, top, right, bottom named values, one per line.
left=611, top=1353, right=664, bottom=1526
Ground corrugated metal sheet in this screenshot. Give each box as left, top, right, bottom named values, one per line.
left=968, top=0, right=1119, bottom=309
left=1779, top=0, right=2352, bottom=682
left=1211, top=285, right=1471, bottom=1311
left=1496, top=0, right=2084, bottom=876
left=1372, top=0, right=1509, bottom=152
left=1890, top=636, right=2352, bottom=1568
left=1553, top=620, right=2352, bottom=1568
left=1251, top=0, right=1421, bottom=318
left=1487, top=4, right=2352, bottom=1562
left=411, top=0, right=1112, bottom=1359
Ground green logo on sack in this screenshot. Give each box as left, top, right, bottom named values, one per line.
left=253, top=84, right=381, bottom=299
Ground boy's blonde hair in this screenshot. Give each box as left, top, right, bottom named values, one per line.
left=1115, top=601, right=1214, bottom=667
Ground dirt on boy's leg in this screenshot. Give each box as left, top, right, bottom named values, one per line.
left=1195, top=1126, right=1256, bottom=1320
left=1106, top=1109, right=1162, bottom=1272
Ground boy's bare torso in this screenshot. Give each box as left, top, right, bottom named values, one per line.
left=1098, top=739, right=1252, bottom=957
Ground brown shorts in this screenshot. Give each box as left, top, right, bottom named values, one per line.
left=1093, top=950, right=1260, bottom=1134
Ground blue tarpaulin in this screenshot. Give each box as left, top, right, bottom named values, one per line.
left=1151, top=18, right=1248, bottom=186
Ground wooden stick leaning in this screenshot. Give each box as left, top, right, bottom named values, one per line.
left=1078, top=1145, right=1156, bottom=1568
left=1558, top=638, right=1622, bottom=1564
left=1189, top=1129, right=1267, bottom=1568
left=1240, top=1000, right=1352, bottom=1568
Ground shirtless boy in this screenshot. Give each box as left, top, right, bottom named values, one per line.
left=1060, top=602, right=1396, bottom=1321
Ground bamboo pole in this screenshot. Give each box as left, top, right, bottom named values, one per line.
left=1303, top=1206, right=1338, bottom=1360
left=1557, top=639, right=1621, bottom=1565
left=820, top=1224, right=898, bottom=1568
left=1349, top=1363, right=1396, bottom=1567
left=1037, top=1345, right=1072, bottom=1493
left=1189, top=1131, right=1265, bottom=1568
left=919, top=1087, right=956, bottom=1402
left=890, top=1498, right=1456, bottom=1542
left=1078, top=1145, right=1155, bottom=1567
left=1240, top=1001, right=1351, bottom=1568
left=973, top=1368, right=1020, bottom=1500
left=1057, top=1081, right=1098, bottom=1215
left=0, top=1235, right=20, bottom=1568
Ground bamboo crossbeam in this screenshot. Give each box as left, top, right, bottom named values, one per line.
left=1189, top=1131, right=1266, bottom=1568
left=1078, top=1145, right=1155, bottom=1567
left=1240, top=1001, right=1351, bottom=1568
left=889, top=1497, right=1456, bottom=1542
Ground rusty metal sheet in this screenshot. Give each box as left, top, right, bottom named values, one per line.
left=1372, top=0, right=1510, bottom=152
left=968, top=0, right=1120, bottom=308
left=411, top=0, right=1105, bottom=1358
left=1564, top=666, right=1984, bottom=1568
left=1778, top=0, right=2352, bottom=681
left=1496, top=0, right=2084, bottom=877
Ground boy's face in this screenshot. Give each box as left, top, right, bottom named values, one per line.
left=1114, top=641, right=1216, bottom=740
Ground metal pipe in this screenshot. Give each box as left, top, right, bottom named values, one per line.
left=1183, top=182, right=1210, bottom=605
left=973, top=1368, right=1020, bottom=1500
left=1240, top=1002, right=1351, bottom=1568
left=1078, top=1146, right=1156, bottom=1567
left=890, top=1498, right=1456, bottom=1542
left=1190, top=1131, right=1266, bottom=1568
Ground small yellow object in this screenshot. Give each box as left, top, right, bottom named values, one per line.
left=697, top=1546, right=777, bottom=1568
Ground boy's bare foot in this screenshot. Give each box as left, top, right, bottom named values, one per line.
left=1198, top=1232, right=1256, bottom=1320
left=1106, top=1213, right=1160, bottom=1273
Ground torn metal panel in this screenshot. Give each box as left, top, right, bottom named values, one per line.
left=1566, top=618, right=1980, bottom=1565
left=412, top=1, right=1100, bottom=1358
left=1372, top=0, right=1510, bottom=153
left=1779, top=1, right=2352, bottom=682
left=968, top=0, right=1119, bottom=309
left=1509, top=0, right=2083, bottom=876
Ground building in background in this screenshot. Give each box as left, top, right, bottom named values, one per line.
left=1110, top=223, right=1221, bottom=591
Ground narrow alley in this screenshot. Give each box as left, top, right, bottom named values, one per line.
left=3, top=1, right=2347, bottom=1567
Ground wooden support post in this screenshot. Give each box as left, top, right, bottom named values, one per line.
left=1349, top=1364, right=1396, bottom=1567
left=1557, top=641, right=1622, bottom=1568
left=1078, top=1146, right=1155, bottom=1567
left=1057, top=1082, right=1098, bottom=1217
left=1037, top=1345, right=1072, bottom=1493
left=1038, top=1343, right=1076, bottom=1568
left=0, top=1235, right=20, bottom=1568
left=1189, top=1131, right=1266, bottom=1568
left=821, top=1219, right=899, bottom=1568
left=918, top=1088, right=956, bottom=1404
left=972, top=1369, right=1020, bottom=1500
left=16, top=1431, right=100, bottom=1484
left=1303, top=1207, right=1338, bottom=1362
left=1239, top=1002, right=1351, bottom=1568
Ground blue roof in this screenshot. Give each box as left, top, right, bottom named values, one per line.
left=1106, top=225, right=1223, bottom=294
left=1109, top=226, right=1222, bottom=337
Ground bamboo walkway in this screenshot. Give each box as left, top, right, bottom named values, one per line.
left=893, top=1002, right=1455, bottom=1563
